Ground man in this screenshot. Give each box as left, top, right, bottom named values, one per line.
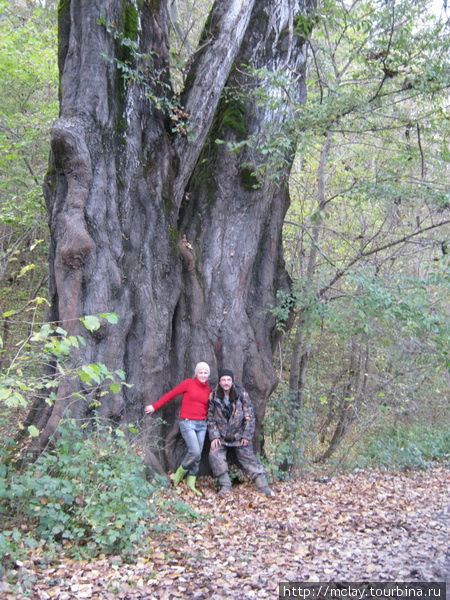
left=207, top=368, right=274, bottom=497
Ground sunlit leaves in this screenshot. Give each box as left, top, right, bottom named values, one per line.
left=80, top=315, right=101, bottom=332
left=0, top=312, right=129, bottom=436
left=27, top=424, right=39, bottom=437
left=0, top=0, right=58, bottom=219
left=80, top=313, right=119, bottom=331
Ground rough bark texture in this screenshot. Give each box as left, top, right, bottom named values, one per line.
left=33, top=0, right=315, bottom=470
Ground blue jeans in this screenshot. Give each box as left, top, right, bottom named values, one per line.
left=178, top=419, right=207, bottom=476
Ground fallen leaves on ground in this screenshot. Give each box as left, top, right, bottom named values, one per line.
left=1, top=467, right=448, bottom=600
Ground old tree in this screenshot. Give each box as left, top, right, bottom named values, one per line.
left=24, top=0, right=315, bottom=470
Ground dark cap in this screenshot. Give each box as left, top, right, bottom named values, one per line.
left=218, top=368, right=234, bottom=381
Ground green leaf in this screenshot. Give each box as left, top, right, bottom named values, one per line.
left=0, top=388, right=12, bottom=401
left=5, top=391, right=27, bottom=407
left=17, top=263, right=35, bottom=278
left=80, top=315, right=101, bottom=331
left=28, top=425, right=40, bottom=437
left=79, top=364, right=104, bottom=385
left=29, top=239, right=44, bottom=251
left=30, top=296, right=51, bottom=307
left=109, top=382, right=121, bottom=394
left=100, top=312, right=119, bottom=324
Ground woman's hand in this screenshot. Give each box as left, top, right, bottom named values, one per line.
left=145, top=405, right=155, bottom=414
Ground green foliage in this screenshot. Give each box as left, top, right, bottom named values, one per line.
left=0, top=311, right=130, bottom=436
left=347, top=269, right=449, bottom=360
left=355, top=424, right=450, bottom=471
left=240, top=164, right=261, bottom=190
left=0, top=1, right=57, bottom=222
left=269, top=290, right=299, bottom=333
left=98, top=17, right=189, bottom=135
left=0, top=419, right=155, bottom=563
left=293, top=14, right=318, bottom=39
left=122, top=1, right=139, bottom=42
left=216, top=102, right=247, bottom=139
left=0, top=2, right=57, bottom=364
left=278, top=0, right=449, bottom=462
left=263, top=391, right=315, bottom=480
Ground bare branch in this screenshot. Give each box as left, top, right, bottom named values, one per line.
left=318, top=219, right=450, bottom=298
left=417, top=123, right=425, bottom=179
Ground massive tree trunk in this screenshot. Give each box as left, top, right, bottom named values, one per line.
left=29, top=0, right=315, bottom=469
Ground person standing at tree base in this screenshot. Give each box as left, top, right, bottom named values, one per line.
left=207, top=369, right=274, bottom=497
left=145, top=362, right=211, bottom=496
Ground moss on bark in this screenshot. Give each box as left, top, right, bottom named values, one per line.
left=57, top=0, right=71, bottom=101
left=240, top=165, right=260, bottom=190
left=122, top=2, right=139, bottom=41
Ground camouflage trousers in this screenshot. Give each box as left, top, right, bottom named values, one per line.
left=209, top=443, right=266, bottom=481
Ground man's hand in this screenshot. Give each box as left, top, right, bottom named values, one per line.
left=145, top=405, right=155, bottom=414
left=210, top=438, right=222, bottom=451
left=240, top=439, right=250, bottom=446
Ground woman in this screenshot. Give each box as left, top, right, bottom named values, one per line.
left=145, top=362, right=211, bottom=496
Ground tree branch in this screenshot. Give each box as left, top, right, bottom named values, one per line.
left=417, top=123, right=425, bottom=179
left=318, top=219, right=450, bottom=299
left=172, top=0, right=256, bottom=211
left=369, top=1, right=396, bottom=103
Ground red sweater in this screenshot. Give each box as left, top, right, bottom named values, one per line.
left=152, top=378, right=211, bottom=420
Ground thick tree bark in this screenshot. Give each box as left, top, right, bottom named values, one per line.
left=32, top=0, right=315, bottom=468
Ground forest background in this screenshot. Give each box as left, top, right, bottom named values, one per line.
left=0, top=0, right=449, bottom=571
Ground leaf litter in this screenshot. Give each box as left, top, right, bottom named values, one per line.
left=1, top=467, right=447, bottom=599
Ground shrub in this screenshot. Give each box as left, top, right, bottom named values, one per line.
left=356, top=424, right=450, bottom=470
left=0, top=419, right=156, bottom=563
left=263, top=391, right=315, bottom=480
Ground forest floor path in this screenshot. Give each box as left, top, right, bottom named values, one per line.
left=2, top=467, right=448, bottom=600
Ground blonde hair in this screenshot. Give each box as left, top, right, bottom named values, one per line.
left=194, top=361, right=210, bottom=377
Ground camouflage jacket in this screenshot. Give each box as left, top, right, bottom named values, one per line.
left=207, top=384, right=255, bottom=447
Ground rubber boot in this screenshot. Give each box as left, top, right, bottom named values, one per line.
left=254, top=473, right=274, bottom=497
left=186, top=475, right=202, bottom=496
left=217, top=472, right=232, bottom=497
left=172, top=465, right=188, bottom=487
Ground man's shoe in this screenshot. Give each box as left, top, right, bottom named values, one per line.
left=217, top=473, right=232, bottom=496
left=172, top=465, right=188, bottom=486
left=186, top=475, right=203, bottom=496
left=254, top=474, right=275, bottom=497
